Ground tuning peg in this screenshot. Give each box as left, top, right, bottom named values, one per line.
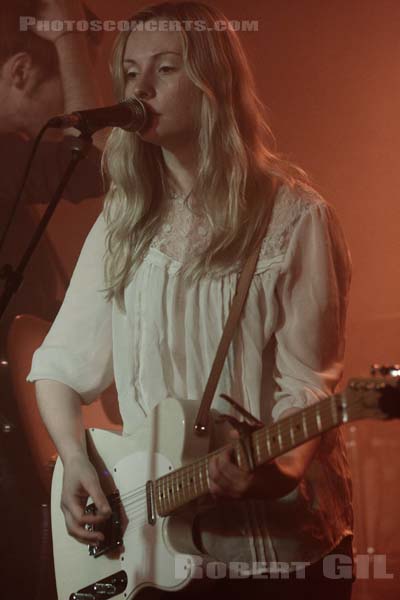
left=370, top=364, right=400, bottom=377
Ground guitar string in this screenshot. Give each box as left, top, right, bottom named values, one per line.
left=107, top=397, right=365, bottom=517
left=94, top=400, right=368, bottom=540
left=91, top=507, right=148, bottom=540
left=121, top=405, right=369, bottom=534
left=124, top=500, right=146, bottom=512
left=118, top=398, right=365, bottom=512
left=124, top=508, right=148, bottom=526
left=158, top=395, right=349, bottom=495
left=111, top=393, right=362, bottom=508
left=111, top=404, right=345, bottom=535
left=124, top=506, right=148, bottom=522
left=94, top=388, right=377, bottom=513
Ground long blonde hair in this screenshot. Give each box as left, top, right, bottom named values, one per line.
left=103, top=1, right=308, bottom=309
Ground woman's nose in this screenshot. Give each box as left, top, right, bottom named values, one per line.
left=132, top=75, right=155, bottom=100
left=134, top=88, right=152, bottom=100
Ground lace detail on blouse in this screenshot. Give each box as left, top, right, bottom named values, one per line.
left=150, top=192, right=211, bottom=262
left=259, top=183, right=323, bottom=260
left=149, top=184, right=323, bottom=265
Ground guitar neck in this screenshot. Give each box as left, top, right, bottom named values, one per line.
left=154, top=391, right=357, bottom=517
left=251, top=391, right=351, bottom=466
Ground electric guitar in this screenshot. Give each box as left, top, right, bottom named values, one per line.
left=51, top=375, right=400, bottom=600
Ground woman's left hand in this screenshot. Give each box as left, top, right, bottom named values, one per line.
left=207, top=428, right=270, bottom=499
left=207, top=409, right=322, bottom=500
left=207, top=433, right=255, bottom=499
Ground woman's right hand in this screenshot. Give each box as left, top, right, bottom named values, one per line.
left=60, top=453, right=112, bottom=545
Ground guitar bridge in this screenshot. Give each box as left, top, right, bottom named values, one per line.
left=85, top=492, right=123, bottom=557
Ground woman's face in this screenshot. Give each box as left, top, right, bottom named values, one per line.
left=123, top=23, right=202, bottom=152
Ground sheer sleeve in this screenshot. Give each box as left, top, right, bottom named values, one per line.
left=27, top=212, right=113, bottom=403
left=271, top=201, right=351, bottom=422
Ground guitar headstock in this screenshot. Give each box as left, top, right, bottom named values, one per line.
left=345, top=373, right=400, bottom=422
left=370, top=364, right=400, bottom=378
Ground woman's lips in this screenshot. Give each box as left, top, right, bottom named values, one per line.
left=140, top=110, right=160, bottom=133
left=142, top=102, right=160, bottom=116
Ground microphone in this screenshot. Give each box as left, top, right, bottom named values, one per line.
left=47, top=98, right=148, bottom=135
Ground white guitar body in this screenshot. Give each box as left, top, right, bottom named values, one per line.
left=51, top=397, right=212, bottom=600
left=51, top=376, right=400, bottom=599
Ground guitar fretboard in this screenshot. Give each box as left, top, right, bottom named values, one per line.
left=154, top=391, right=359, bottom=517
left=155, top=454, right=210, bottom=516
left=251, top=392, right=347, bottom=466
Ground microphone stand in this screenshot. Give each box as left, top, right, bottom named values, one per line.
left=0, top=133, right=93, bottom=431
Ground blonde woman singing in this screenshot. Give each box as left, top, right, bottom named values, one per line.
left=28, top=2, right=353, bottom=599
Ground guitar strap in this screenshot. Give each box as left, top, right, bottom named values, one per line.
left=194, top=181, right=279, bottom=434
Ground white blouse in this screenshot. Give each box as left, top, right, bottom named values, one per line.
left=28, top=183, right=353, bottom=569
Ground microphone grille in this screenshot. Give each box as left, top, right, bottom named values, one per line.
left=122, top=97, right=148, bottom=132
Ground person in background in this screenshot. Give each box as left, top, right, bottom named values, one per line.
left=0, top=0, right=106, bottom=351
left=0, top=1, right=106, bottom=597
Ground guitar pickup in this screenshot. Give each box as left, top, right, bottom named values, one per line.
left=85, top=492, right=123, bottom=557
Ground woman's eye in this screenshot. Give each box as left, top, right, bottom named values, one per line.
left=125, top=71, right=138, bottom=79
left=159, top=66, right=175, bottom=73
